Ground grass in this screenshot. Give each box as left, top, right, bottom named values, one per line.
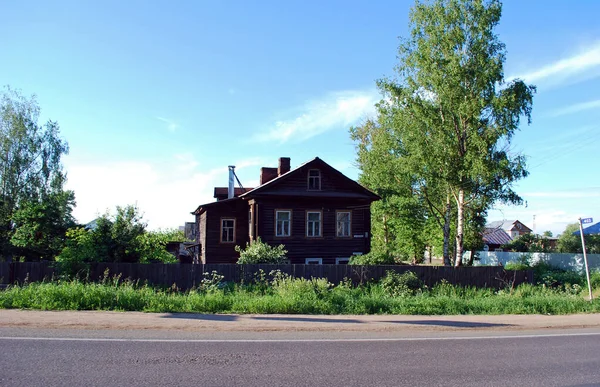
left=1, top=272, right=599, bottom=315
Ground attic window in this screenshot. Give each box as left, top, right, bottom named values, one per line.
left=308, top=169, right=321, bottom=190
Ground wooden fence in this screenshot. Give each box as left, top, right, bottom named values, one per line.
left=0, top=262, right=532, bottom=289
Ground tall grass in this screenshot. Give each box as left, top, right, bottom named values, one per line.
left=1, top=274, right=599, bottom=315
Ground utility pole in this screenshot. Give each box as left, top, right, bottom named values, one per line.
left=578, top=217, right=594, bottom=301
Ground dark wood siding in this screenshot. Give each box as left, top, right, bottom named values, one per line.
left=201, top=199, right=249, bottom=264
left=255, top=197, right=372, bottom=264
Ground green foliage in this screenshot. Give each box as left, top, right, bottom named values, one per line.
left=0, top=86, right=72, bottom=261
left=56, top=206, right=182, bottom=273
left=380, top=271, right=423, bottom=297
left=557, top=223, right=600, bottom=254
left=349, top=251, right=396, bottom=265
left=235, top=237, right=287, bottom=264
left=3, top=276, right=599, bottom=315
left=352, top=0, right=535, bottom=266
left=10, top=190, right=76, bottom=260
left=136, top=229, right=184, bottom=264
left=503, top=233, right=555, bottom=253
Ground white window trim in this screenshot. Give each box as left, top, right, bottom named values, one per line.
left=220, top=218, right=235, bottom=243
left=306, top=210, right=322, bottom=237
left=275, top=210, right=292, bottom=237
left=335, top=257, right=350, bottom=264
left=336, top=210, right=352, bottom=237
left=307, top=169, right=321, bottom=190
left=305, top=258, right=322, bottom=265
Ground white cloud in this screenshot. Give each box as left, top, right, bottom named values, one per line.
left=509, top=41, right=600, bottom=86
left=63, top=155, right=263, bottom=230
left=254, top=89, right=379, bottom=144
left=551, top=99, right=600, bottom=117
left=156, top=116, right=179, bottom=132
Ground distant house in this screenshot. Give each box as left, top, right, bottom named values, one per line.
left=191, top=157, right=380, bottom=264
left=486, top=220, right=532, bottom=239
left=481, top=227, right=513, bottom=251
left=483, top=220, right=533, bottom=251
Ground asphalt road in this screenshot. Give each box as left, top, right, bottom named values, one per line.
left=2, top=331, right=600, bottom=387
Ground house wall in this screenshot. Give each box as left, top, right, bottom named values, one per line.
left=202, top=201, right=249, bottom=264
left=255, top=197, right=372, bottom=264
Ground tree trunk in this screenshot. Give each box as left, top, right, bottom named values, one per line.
left=442, top=194, right=452, bottom=266
left=454, top=188, right=465, bottom=267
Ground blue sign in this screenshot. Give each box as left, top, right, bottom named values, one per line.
left=582, top=218, right=593, bottom=224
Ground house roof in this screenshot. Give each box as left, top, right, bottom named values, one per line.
left=486, top=220, right=532, bottom=232
left=573, top=221, right=600, bottom=236
left=191, top=197, right=240, bottom=215
left=191, top=157, right=380, bottom=215
left=214, top=187, right=254, bottom=199
left=239, top=157, right=380, bottom=200
left=482, top=228, right=513, bottom=246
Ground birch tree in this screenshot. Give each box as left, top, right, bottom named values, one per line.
left=0, top=86, right=71, bottom=260
left=377, top=0, right=535, bottom=265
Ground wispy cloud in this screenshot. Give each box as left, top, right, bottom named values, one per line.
left=254, top=89, right=379, bottom=144
left=509, top=41, right=600, bottom=86
left=156, top=116, right=179, bottom=132
left=551, top=99, right=600, bottom=117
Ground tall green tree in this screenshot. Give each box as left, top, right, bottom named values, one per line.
left=0, top=86, right=72, bottom=260
left=360, top=0, right=535, bottom=266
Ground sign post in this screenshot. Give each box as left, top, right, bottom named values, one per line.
left=578, top=217, right=593, bottom=301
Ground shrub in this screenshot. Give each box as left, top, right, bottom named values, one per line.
left=349, top=251, right=395, bottom=265
left=235, top=238, right=287, bottom=264
left=380, top=270, right=423, bottom=297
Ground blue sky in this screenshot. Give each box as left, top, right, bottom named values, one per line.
left=2, top=0, right=599, bottom=236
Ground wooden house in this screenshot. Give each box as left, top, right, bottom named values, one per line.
left=191, top=157, right=380, bottom=264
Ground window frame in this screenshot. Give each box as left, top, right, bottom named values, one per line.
left=275, top=209, right=292, bottom=237
left=335, top=257, right=350, bottom=265
left=307, top=169, right=321, bottom=191
left=306, top=210, right=322, bottom=238
left=335, top=210, right=352, bottom=238
left=220, top=217, right=236, bottom=244
left=305, top=258, right=322, bottom=265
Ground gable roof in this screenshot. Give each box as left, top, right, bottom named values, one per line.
left=482, top=228, right=513, bottom=246
left=486, top=220, right=532, bottom=233
left=239, top=157, right=380, bottom=200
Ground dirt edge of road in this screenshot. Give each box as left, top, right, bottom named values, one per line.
left=1, top=310, right=599, bottom=333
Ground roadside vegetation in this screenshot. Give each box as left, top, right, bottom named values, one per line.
left=2, top=267, right=599, bottom=315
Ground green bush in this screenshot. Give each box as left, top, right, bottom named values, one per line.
left=235, top=238, right=287, bottom=264
left=380, top=270, right=423, bottom=297
left=349, top=251, right=395, bottom=265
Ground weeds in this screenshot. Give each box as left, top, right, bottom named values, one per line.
left=2, top=272, right=599, bottom=315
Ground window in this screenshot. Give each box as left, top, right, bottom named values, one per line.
left=306, top=211, right=322, bottom=237
left=308, top=169, right=321, bottom=190
left=336, top=211, right=351, bottom=237
left=305, top=258, right=322, bottom=265
left=335, top=257, right=350, bottom=265
left=275, top=210, right=291, bottom=237
left=220, top=218, right=235, bottom=243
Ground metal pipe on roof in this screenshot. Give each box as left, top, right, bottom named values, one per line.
left=228, top=166, right=235, bottom=199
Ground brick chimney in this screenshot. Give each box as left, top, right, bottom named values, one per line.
left=260, top=167, right=278, bottom=185
left=278, top=157, right=291, bottom=176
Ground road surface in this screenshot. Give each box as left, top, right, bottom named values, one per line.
left=1, top=311, right=599, bottom=386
